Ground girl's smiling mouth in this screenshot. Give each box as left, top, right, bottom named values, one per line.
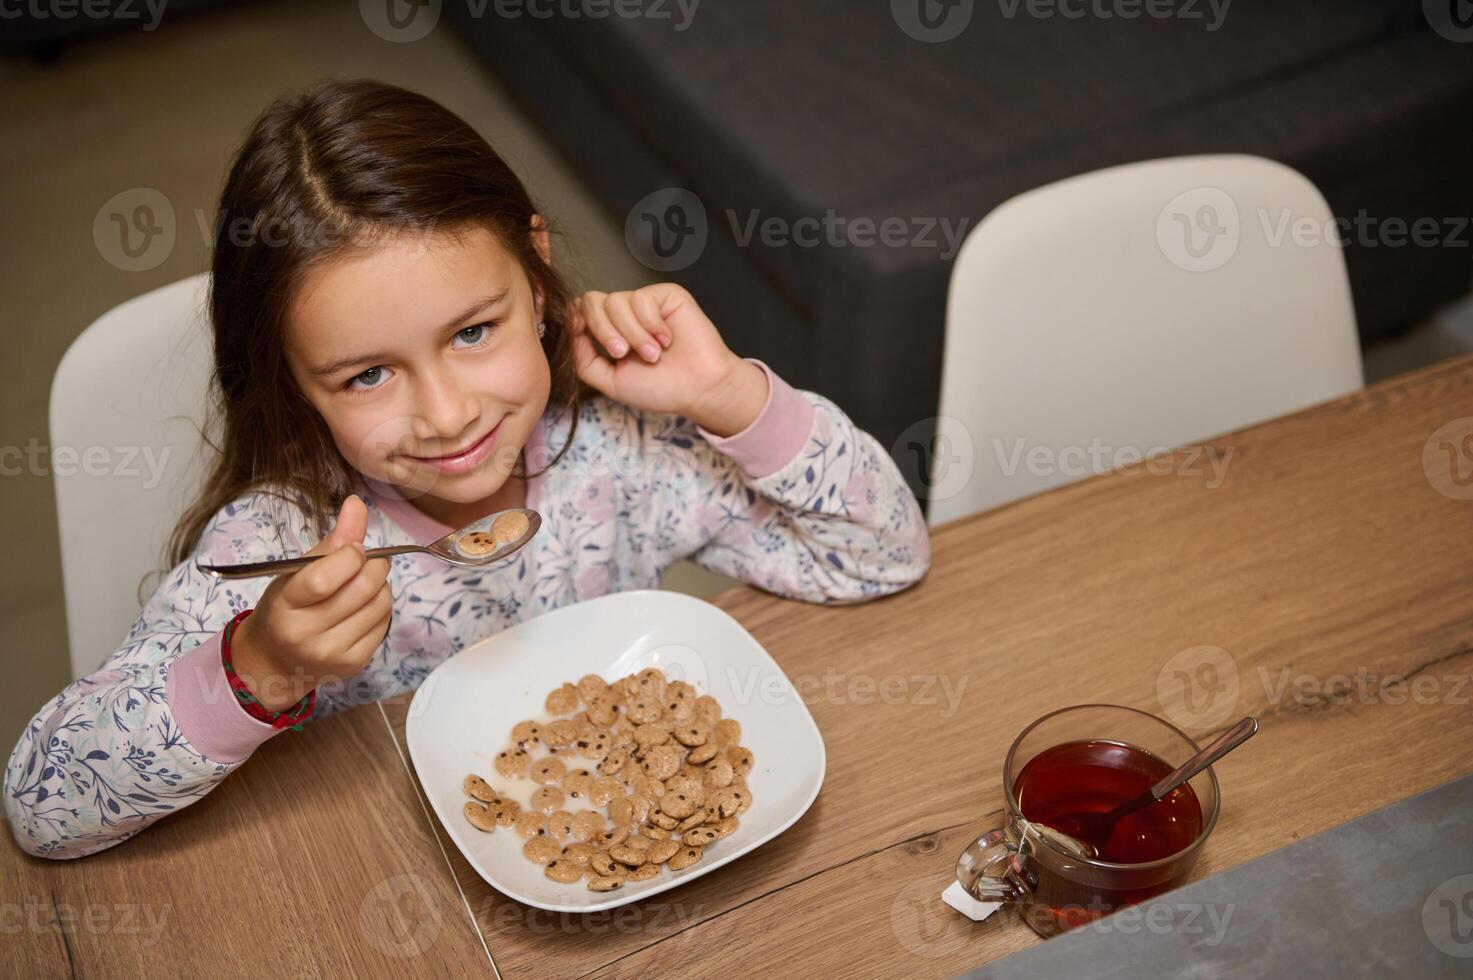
left=410, top=417, right=504, bottom=474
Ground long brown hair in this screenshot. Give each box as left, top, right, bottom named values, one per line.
left=164, top=78, right=583, bottom=572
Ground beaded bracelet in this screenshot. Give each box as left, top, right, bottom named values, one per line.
left=220, top=608, right=316, bottom=731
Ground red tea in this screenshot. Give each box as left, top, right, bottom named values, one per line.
left=1010, top=738, right=1204, bottom=931
left=1015, top=738, right=1203, bottom=862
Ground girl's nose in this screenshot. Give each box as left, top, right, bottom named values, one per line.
left=415, top=380, right=481, bottom=447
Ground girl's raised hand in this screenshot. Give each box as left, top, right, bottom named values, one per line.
left=229, top=494, right=394, bottom=711
left=569, top=284, right=768, bottom=436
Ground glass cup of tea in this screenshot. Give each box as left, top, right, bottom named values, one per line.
left=955, top=704, right=1221, bottom=938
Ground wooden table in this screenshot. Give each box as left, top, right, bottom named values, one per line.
left=5, top=355, right=1472, bottom=979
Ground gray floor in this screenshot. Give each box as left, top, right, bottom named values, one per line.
left=1, top=0, right=1469, bottom=746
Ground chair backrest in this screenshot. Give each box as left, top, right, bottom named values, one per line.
left=928, top=154, right=1363, bottom=525
left=50, top=273, right=215, bottom=679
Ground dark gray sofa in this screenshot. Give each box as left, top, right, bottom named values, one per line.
left=444, top=0, right=1473, bottom=504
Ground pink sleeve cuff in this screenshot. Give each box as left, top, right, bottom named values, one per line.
left=696, top=359, right=816, bottom=479
left=165, top=631, right=282, bottom=764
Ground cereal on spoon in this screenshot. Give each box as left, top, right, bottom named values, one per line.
left=458, top=667, right=752, bottom=890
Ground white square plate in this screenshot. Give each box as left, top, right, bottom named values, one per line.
left=405, top=589, right=826, bottom=912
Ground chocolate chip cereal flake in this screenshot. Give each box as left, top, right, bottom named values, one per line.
left=667, top=845, right=703, bottom=871
left=704, top=756, right=734, bottom=788
left=726, top=746, right=754, bottom=777
left=627, top=862, right=661, bottom=882
left=640, top=824, right=670, bottom=842
left=676, top=810, right=708, bottom=832
left=574, top=731, right=611, bottom=761
left=674, top=724, right=708, bottom=748
left=577, top=674, right=609, bottom=701
left=694, top=695, right=721, bottom=727
left=685, top=742, right=719, bottom=765
left=514, top=811, right=548, bottom=838
left=597, top=748, right=628, bottom=777
left=587, top=696, right=619, bottom=727
left=633, top=724, right=671, bottom=749
left=609, top=844, right=645, bottom=867
left=649, top=810, right=679, bottom=830
left=530, top=757, right=567, bottom=786
left=628, top=794, right=653, bottom=824
left=715, top=719, right=742, bottom=748
left=542, top=719, right=578, bottom=746
left=546, top=810, right=575, bottom=843
left=464, top=801, right=497, bottom=833
left=682, top=826, right=719, bottom=846
left=628, top=697, right=662, bottom=724
left=572, top=810, right=605, bottom=841
left=664, top=699, right=696, bottom=723
left=596, top=824, right=630, bottom=848
left=660, top=792, right=698, bottom=820
left=523, top=837, right=559, bottom=865
left=530, top=786, right=566, bottom=813
left=590, top=851, right=619, bottom=877
left=463, top=774, right=497, bottom=801
left=544, top=858, right=584, bottom=884
left=608, top=797, right=634, bottom=825
left=647, top=839, right=680, bottom=864
left=495, top=748, right=532, bottom=778
left=511, top=721, right=543, bottom=749
left=642, top=745, right=681, bottom=781
left=562, top=842, right=598, bottom=867
left=590, top=776, right=626, bottom=807
left=491, top=510, right=530, bottom=545
left=563, top=768, right=593, bottom=800
left=629, top=773, right=665, bottom=799
left=545, top=682, right=579, bottom=715
left=636, top=667, right=666, bottom=699
left=712, top=817, right=739, bottom=840
left=587, top=875, right=624, bottom=892
left=456, top=530, right=499, bottom=556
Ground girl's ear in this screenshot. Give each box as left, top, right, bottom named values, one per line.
left=529, top=213, right=552, bottom=323
left=530, top=212, right=551, bottom=267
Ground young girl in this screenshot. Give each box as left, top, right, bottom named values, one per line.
left=6, top=80, right=930, bottom=859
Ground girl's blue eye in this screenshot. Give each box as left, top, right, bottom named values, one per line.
left=454, top=323, right=493, bottom=347
left=347, top=366, right=388, bottom=392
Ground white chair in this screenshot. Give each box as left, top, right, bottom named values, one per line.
left=50, top=273, right=215, bottom=680
left=927, top=154, right=1364, bottom=524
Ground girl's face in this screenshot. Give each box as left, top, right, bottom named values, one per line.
left=285, top=222, right=553, bottom=520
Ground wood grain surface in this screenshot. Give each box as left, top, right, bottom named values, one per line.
left=4, top=354, right=1471, bottom=979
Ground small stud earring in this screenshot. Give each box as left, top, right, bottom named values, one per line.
left=536, top=320, right=547, bottom=339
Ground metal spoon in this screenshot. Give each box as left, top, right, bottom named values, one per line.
left=196, top=508, right=542, bottom=580
left=1040, top=716, right=1259, bottom=859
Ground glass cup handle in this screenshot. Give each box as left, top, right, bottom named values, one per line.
left=956, top=827, right=1032, bottom=903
